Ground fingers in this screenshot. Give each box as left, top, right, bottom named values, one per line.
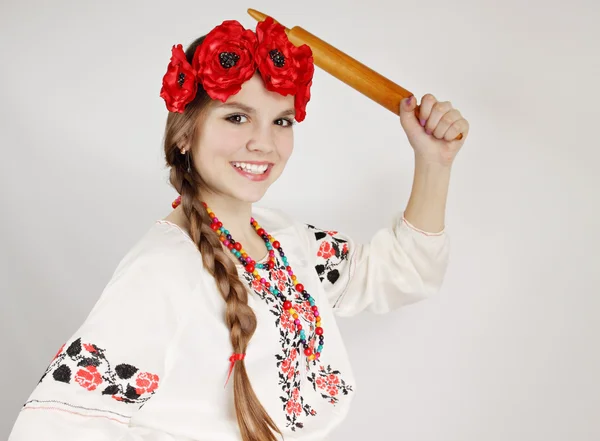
left=432, top=108, right=460, bottom=139
left=418, top=94, right=466, bottom=140
left=444, top=118, right=470, bottom=141
left=416, top=93, right=439, bottom=130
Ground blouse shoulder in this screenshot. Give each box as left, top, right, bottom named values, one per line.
left=104, top=220, right=205, bottom=297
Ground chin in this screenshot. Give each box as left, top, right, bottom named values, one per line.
left=230, top=186, right=270, bottom=204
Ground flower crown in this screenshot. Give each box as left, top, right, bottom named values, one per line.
left=159, top=17, right=314, bottom=122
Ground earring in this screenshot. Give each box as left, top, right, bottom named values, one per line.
left=186, top=151, right=192, bottom=174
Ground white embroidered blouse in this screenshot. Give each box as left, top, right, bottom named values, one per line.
left=8, top=206, right=449, bottom=441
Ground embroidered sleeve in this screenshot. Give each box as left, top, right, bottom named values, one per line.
left=305, top=212, right=450, bottom=317
left=8, top=258, right=180, bottom=440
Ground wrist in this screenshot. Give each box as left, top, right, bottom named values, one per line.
left=413, top=157, right=452, bottom=186
left=414, top=153, right=454, bottom=173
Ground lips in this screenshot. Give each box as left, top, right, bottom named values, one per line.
left=230, top=161, right=273, bottom=182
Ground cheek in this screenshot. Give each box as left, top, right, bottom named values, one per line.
left=277, top=131, right=294, bottom=161
left=196, top=129, right=246, bottom=165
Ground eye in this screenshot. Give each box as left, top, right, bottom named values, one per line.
left=275, top=118, right=295, bottom=127
left=226, top=114, right=248, bottom=124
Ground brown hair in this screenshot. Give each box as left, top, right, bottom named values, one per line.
left=162, top=36, right=282, bottom=441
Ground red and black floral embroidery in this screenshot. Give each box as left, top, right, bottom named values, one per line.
left=308, top=364, right=353, bottom=405
left=240, top=250, right=353, bottom=431
left=305, top=224, right=350, bottom=286
left=39, top=338, right=160, bottom=404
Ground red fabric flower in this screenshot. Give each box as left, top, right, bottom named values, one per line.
left=193, top=20, right=257, bottom=102
left=75, top=366, right=103, bottom=391
left=135, top=372, right=160, bottom=395
left=160, top=44, right=198, bottom=113
left=160, top=18, right=314, bottom=120
left=255, top=17, right=314, bottom=121
left=291, top=46, right=314, bottom=122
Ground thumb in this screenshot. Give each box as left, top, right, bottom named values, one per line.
left=399, top=95, right=420, bottom=133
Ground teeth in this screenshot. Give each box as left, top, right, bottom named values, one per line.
left=232, top=162, right=269, bottom=174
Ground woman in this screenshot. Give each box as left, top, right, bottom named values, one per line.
left=8, top=16, right=469, bottom=441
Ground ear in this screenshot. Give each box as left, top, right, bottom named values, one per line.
left=178, top=134, right=191, bottom=153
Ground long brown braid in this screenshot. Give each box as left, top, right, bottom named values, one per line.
left=162, top=36, right=282, bottom=441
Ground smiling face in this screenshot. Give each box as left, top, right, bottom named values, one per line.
left=190, top=72, right=296, bottom=205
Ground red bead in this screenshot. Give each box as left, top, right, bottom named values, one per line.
left=245, top=264, right=255, bottom=273
left=202, top=202, right=207, bottom=208
left=211, top=223, right=219, bottom=231
left=227, top=243, right=234, bottom=250
left=296, top=324, right=303, bottom=331
left=272, top=241, right=280, bottom=249
left=311, top=306, right=318, bottom=311
left=295, top=284, right=304, bottom=292
left=217, top=222, right=223, bottom=228
left=286, top=266, right=292, bottom=272
left=315, top=327, right=323, bottom=335
left=283, top=301, right=292, bottom=310
left=234, top=243, right=242, bottom=251
left=265, top=282, right=270, bottom=288
left=257, top=228, right=265, bottom=236
left=304, top=348, right=313, bottom=356
left=268, top=261, right=275, bottom=270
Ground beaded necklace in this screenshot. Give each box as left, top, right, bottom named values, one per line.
left=203, top=202, right=324, bottom=361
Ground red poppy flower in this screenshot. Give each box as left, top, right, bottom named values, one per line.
left=193, top=20, right=257, bottom=102
left=159, top=44, right=198, bottom=113
left=291, top=45, right=314, bottom=122
left=255, top=17, right=314, bottom=99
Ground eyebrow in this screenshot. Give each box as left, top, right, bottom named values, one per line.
left=216, top=101, right=295, bottom=117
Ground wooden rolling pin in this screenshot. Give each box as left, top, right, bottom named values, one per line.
left=247, top=8, right=463, bottom=140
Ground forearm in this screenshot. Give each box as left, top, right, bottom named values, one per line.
left=403, top=156, right=452, bottom=233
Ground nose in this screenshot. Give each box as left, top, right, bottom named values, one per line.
left=246, top=122, right=276, bottom=154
